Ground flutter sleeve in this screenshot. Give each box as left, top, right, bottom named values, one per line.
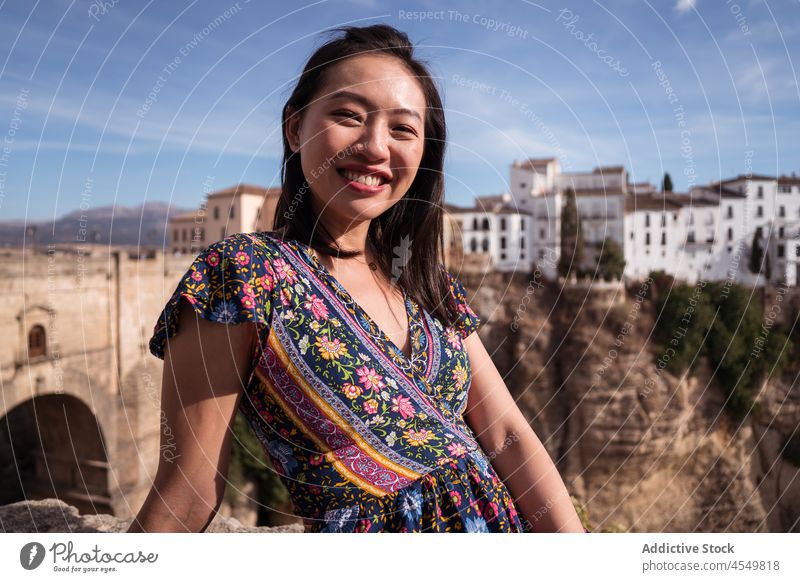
left=148, top=233, right=277, bottom=360
left=441, top=264, right=482, bottom=340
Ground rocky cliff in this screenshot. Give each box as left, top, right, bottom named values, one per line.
left=465, top=271, right=799, bottom=532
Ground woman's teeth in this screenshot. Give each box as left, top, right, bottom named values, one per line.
left=339, top=169, right=386, bottom=187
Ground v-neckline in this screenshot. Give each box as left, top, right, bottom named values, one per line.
left=270, top=233, right=418, bottom=364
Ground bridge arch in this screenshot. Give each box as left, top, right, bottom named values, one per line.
left=0, top=394, right=111, bottom=515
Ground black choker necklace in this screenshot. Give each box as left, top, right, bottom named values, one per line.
left=309, top=247, right=377, bottom=271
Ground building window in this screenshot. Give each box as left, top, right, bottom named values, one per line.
left=214, top=206, right=219, bottom=219
left=173, top=229, right=179, bottom=241
left=539, top=228, right=545, bottom=239
left=661, top=214, right=666, bottom=227
left=501, top=253, right=507, bottom=260
left=645, top=214, right=650, bottom=227
left=538, top=249, right=545, bottom=259
left=757, top=206, right=763, bottom=217
left=756, top=226, right=763, bottom=238
left=780, top=205, right=786, bottom=217
left=645, top=232, right=651, bottom=245
left=500, top=236, right=507, bottom=249
left=661, top=232, right=666, bottom=245
left=687, top=231, right=695, bottom=243
left=181, top=229, right=187, bottom=242
left=779, top=226, right=785, bottom=238
left=779, top=185, right=791, bottom=193
left=758, top=185, right=763, bottom=198
left=778, top=244, right=785, bottom=258
left=229, top=206, right=235, bottom=219
left=520, top=218, right=525, bottom=229
left=500, top=217, right=507, bottom=231
left=482, top=238, right=489, bottom=251
left=727, top=206, right=733, bottom=218
left=796, top=246, right=800, bottom=258
left=481, top=218, right=490, bottom=231
left=519, top=182, right=527, bottom=189
left=520, top=237, right=525, bottom=248
left=28, top=325, right=46, bottom=358
left=727, top=227, right=733, bottom=241
left=470, top=239, right=478, bottom=252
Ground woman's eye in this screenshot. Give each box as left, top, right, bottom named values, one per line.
left=332, top=110, right=360, bottom=122
left=396, top=125, right=417, bottom=135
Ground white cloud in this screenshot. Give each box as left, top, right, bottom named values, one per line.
left=675, top=0, right=697, bottom=14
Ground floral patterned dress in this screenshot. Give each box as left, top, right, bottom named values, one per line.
left=149, top=231, right=528, bottom=533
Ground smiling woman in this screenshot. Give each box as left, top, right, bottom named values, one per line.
left=129, top=23, right=585, bottom=534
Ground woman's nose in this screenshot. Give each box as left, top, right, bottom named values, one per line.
left=356, top=124, right=389, bottom=160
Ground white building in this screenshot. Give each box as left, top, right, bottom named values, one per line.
left=471, top=158, right=629, bottom=279
left=446, top=193, right=533, bottom=272
left=453, top=158, right=800, bottom=287
left=623, top=192, right=685, bottom=281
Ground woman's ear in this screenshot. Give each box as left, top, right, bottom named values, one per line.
left=285, top=106, right=302, bottom=153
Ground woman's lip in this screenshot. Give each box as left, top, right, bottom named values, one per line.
left=336, top=169, right=390, bottom=194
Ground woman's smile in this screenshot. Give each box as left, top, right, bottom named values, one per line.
left=335, top=167, right=392, bottom=195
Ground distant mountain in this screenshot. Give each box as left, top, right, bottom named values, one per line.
left=0, top=202, right=193, bottom=247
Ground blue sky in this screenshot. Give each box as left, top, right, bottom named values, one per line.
left=0, top=0, right=798, bottom=221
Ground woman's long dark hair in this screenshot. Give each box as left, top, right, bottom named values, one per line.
left=273, top=24, right=458, bottom=326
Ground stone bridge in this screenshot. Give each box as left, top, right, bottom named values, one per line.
left=0, top=245, right=194, bottom=520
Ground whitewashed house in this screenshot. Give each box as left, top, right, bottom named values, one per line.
left=451, top=157, right=800, bottom=287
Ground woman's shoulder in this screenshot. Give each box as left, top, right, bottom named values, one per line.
left=195, top=230, right=291, bottom=273
left=147, top=231, right=287, bottom=361
left=437, top=262, right=482, bottom=340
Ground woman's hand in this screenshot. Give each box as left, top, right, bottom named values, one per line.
left=128, top=298, right=257, bottom=532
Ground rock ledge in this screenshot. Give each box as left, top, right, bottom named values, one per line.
left=0, top=499, right=304, bottom=533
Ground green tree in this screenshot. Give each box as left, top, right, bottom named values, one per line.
left=712, top=282, right=792, bottom=419
left=653, top=280, right=794, bottom=421
left=662, top=172, right=673, bottom=193
left=704, top=283, right=765, bottom=420
left=597, top=237, right=626, bottom=281
left=749, top=231, right=763, bottom=274
left=225, top=411, right=292, bottom=525
left=558, top=187, right=584, bottom=279
left=654, top=282, right=714, bottom=375
left=765, top=252, right=772, bottom=281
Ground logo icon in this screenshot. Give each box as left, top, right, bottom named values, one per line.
left=20, top=542, right=46, bottom=570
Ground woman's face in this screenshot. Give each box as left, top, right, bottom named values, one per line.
left=285, top=53, right=427, bottom=230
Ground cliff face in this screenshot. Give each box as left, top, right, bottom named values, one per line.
left=464, top=272, right=799, bottom=532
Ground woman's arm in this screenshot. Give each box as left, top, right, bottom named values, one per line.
left=462, top=332, right=585, bottom=533
left=127, top=298, right=257, bottom=532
